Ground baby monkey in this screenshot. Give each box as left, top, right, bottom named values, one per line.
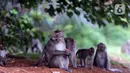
left=76, top=47, right=95, bottom=67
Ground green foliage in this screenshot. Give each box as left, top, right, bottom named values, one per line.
left=10, top=9, right=18, bottom=15
left=0, top=0, right=130, bottom=55
left=44, top=0, right=130, bottom=27
left=101, top=24, right=130, bottom=45
left=0, top=9, right=45, bottom=53
left=30, top=10, right=44, bottom=21
left=17, top=53, right=40, bottom=60
left=111, top=60, right=121, bottom=65
left=57, top=24, right=130, bottom=49
left=62, top=24, right=107, bottom=48
left=18, top=0, right=43, bottom=8
left=108, top=45, right=130, bottom=67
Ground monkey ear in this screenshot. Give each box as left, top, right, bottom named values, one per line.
left=51, top=30, right=57, bottom=36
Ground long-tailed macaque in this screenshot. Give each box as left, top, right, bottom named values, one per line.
left=90, top=43, right=122, bottom=72
left=0, top=41, right=7, bottom=66
left=76, top=47, right=94, bottom=67
left=65, top=38, right=77, bottom=68
left=26, top=38, right=42, bottom=54
left=34, top=30, right=71, bottom=72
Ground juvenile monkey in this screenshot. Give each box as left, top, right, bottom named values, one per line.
left=27, top=38, right=42, bottom=54
left=0, top=41, right=7, bottom=66
left=76, top=47, right=94, bottom=67
left=64, top=38, right=77, bottom=68
left=34, top=30, right=71, bottom=72
left=90, top=43, right=122, bottom=72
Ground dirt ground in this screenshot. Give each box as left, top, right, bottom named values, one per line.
left=0, top=58, right=129, bottom=73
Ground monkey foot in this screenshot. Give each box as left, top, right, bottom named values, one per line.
left=60, top=68, right=72, bottom=72
left=73, top=66, right=77, bottom=69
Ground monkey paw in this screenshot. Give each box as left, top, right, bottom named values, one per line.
left=65, top=48, right=70, bottom=52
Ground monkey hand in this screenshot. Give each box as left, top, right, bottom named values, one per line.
left=65, top=48, right=71, bottom=53
left=64, top=50, right=71, bottom=56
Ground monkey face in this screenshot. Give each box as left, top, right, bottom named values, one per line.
left=65, top=38, right=75, bottom=49
left=89, top=47, right=94, bottom=56
left=51, top=30, right=64, bottom=42
left=97, top=43, right=106, bottom=52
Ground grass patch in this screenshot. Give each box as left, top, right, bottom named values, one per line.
left=111, top=60, right=121, bottom=65
left=16, top=53, right=40, bottom=60
left=107, top=45, right=130, bottom=63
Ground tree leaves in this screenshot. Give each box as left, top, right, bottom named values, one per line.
left=10, top=9, right=18, bottom=15
left=67, top=11, right=73, bottom=18
left=19, top=0, right=43, bottom=8
left=44, top=0, right=130, bottom=27
left=74, top=9, right=80, bottom=16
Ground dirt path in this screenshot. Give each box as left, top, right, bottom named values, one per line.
left=0, top=58, right=129, bottom=73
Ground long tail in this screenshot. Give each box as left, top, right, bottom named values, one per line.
left=108, top=68, right=122, bottom=73
left=33, top=53, right=45, bottom=66
left=76, top=51, right=79, bottom=58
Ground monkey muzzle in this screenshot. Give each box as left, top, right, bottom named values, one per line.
left=56, top=39, right=60, bottom=42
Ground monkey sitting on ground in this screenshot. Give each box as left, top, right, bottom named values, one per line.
left=64, top=37, right=77, bottom=68
left=27, top=38, right=42, bottom=54
left=76, top=47, right=94, bottom=67
left=0, top=41, right=7, bottom=66
left=34, top=30, right=71, bottom=72
left=90, top=43, right=122, bottom=72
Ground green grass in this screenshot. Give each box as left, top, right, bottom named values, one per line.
left=107, top=45, right=130, bottom=63
left=107, top=46, right=122, bottom=56
left=16, top=52, right=40, bottom=60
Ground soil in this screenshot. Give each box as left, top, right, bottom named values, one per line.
left=0, top=58, right=129, bottom=73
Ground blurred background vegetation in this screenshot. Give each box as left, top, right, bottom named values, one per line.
left=0, top=0, right=130, bottom=66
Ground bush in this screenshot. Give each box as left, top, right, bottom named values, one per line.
left=54, top=23, right=130, bottom=50
left=101, top=24, right=130, bottom=46
left=63, top=25, right=107, bottom=49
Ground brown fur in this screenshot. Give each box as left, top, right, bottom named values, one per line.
left=34, top=30, right=71, bottom=72
left=76, top=47, right=94, bottom=67
left=91, top=43, right=122, bottom=72
left=65, top=38, right=77, bottom=68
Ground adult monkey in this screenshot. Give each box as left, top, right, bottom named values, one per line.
left=90, top=43, right=122, bottom=72
left=34, top=30, right=71, bottom=72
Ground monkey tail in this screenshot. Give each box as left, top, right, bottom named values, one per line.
left=76, top=51, right=79, bottom=58
left=108, top=68, right=122, bottom=73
